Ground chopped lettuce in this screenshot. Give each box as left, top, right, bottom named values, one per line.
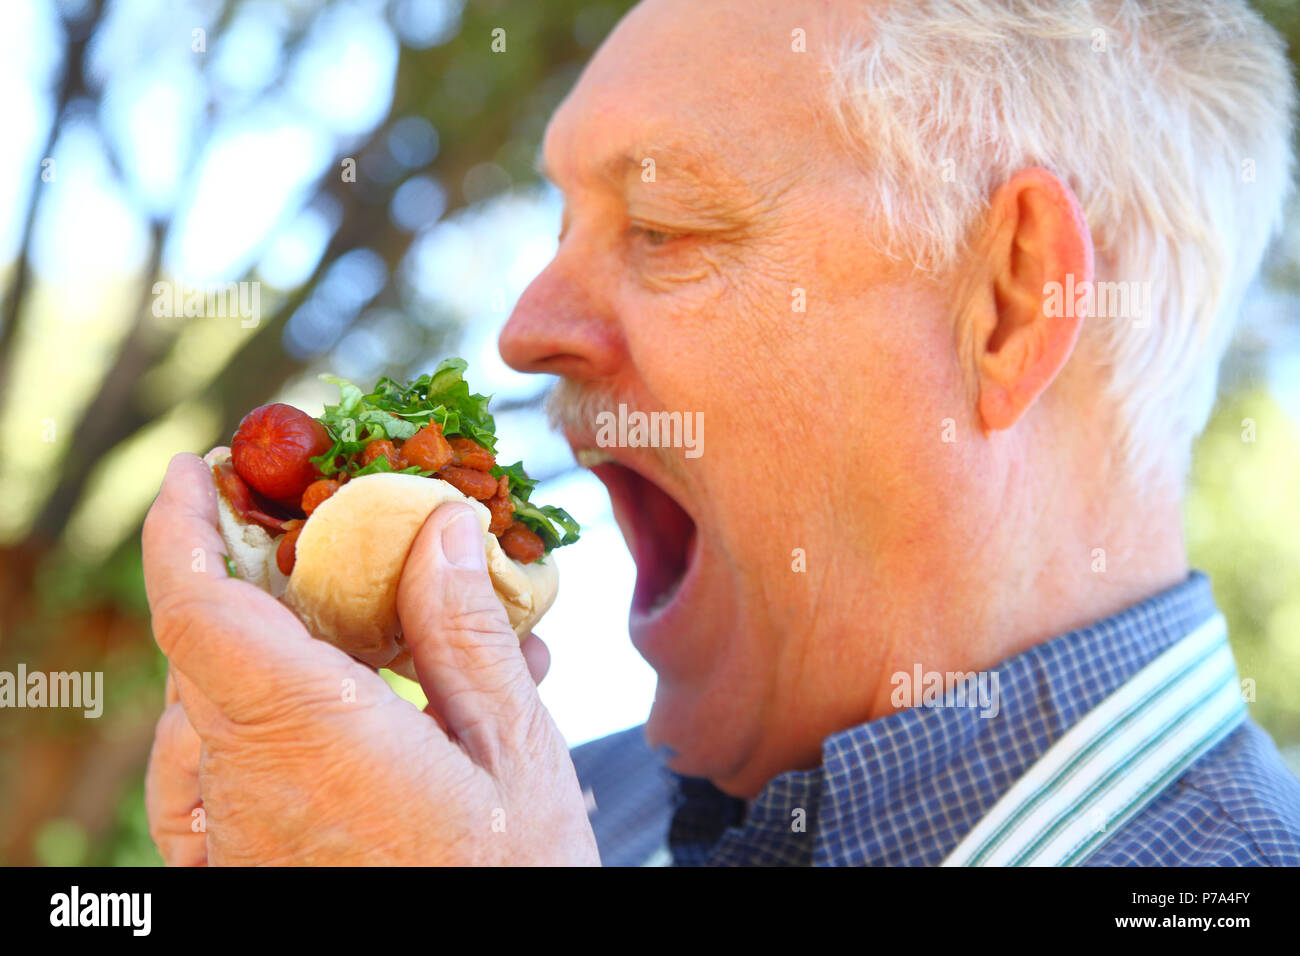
left=309, top=360, right=579, bottom=553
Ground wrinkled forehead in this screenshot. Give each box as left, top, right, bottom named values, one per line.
left=540, top=0, right=841, bottom=193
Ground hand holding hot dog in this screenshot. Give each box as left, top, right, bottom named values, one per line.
left=143, top=452, right=599, bottom=866
left=205, top=360, right=579, bottom=678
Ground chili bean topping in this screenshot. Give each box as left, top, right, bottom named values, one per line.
left=220, top=402, right=557, bottom=562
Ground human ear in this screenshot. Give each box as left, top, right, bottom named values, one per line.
left=969, top=167, right=1094, bottom=433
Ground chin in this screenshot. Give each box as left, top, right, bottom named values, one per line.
left=642, top=674, right=767, bottom=795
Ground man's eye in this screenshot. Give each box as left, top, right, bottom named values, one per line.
left=628, top=225, right=675, bottom=247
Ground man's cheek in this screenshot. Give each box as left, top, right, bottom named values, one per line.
left=638, top=253, right=734, bottom=322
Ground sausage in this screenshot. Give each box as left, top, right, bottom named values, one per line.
left=231, top=404, right=332, bottom=506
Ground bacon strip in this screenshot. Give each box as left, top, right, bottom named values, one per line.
left=212, top=462, right=296, bottom=534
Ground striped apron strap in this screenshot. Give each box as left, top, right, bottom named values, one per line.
left=942, top=613, right=1245, bottom=867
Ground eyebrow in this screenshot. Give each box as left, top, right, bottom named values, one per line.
left=534, top=138, right=755, bottom=227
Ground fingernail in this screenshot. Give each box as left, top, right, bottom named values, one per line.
left=441, top=510, right=486, bottom=570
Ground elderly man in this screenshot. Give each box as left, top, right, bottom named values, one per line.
left=144, top=0, right=1300, bottom=866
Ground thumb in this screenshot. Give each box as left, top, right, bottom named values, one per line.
left=396, top=501, right=547, bottom=770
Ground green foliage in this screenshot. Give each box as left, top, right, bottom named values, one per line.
left=33, top=818, right=88, bottom=867
left=105, top=779, right=165, bottom=868
left=312, top=363, right=581, bottom=551
left=1186, top=386, right=1300, bottom=745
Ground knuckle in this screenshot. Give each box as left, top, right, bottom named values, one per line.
left=153, top=705, right=180, bottom=752
left=443, top=601, right=513, bottom=642
left=145, top=800, right=174, bottom=854
left=148, top=588, right=208, bottom=661
left=436, top=614, right=520, bottom=686
left=155, top=702, right=196, bottom=756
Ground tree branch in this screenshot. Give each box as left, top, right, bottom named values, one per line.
left=0, top=1, right=102, bottom=405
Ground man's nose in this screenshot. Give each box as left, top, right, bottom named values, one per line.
left=497, top=251, right=626, bottom=381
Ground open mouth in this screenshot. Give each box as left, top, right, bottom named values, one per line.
left=584, top=457, right=698, bottom=618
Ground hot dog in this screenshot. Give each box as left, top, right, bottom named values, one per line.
left=206, top=358, right=580, bottom=680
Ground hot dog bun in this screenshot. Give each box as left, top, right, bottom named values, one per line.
left=203, top=449, right=559, bottom=681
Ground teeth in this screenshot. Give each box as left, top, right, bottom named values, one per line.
left=576, top=448, right=615, bottom=468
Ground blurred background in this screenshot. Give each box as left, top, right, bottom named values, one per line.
left=0, top=0, right=1296, bottom=866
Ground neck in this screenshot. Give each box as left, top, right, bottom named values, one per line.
left=868, top=445, right=1190, bottom=720
left=716, top=432, right=1189, bottom=799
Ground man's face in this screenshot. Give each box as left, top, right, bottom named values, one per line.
left=500, top=0, right=981, bottom=796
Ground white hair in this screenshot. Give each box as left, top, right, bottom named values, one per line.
left=826, top=0, right=1296, bottom=483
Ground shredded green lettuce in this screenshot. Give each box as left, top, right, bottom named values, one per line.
left=309, top=359, right=580, bottom=553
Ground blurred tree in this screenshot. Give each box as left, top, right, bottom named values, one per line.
left=8, top=0, right=636, bottom=548
left=1187, top=386, right=1300, bottom=743
left=0, top=0, right=637, bottom=865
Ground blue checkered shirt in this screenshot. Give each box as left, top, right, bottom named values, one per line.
left=569, top=571, right=1300, bottom=865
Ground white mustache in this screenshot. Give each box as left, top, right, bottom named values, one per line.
left=545, top=379, right=689, bottom=478
left=545, top=379, right=625, bottom=438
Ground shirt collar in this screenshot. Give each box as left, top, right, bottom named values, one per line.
left=666, top=571, right=1222, bottom=866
